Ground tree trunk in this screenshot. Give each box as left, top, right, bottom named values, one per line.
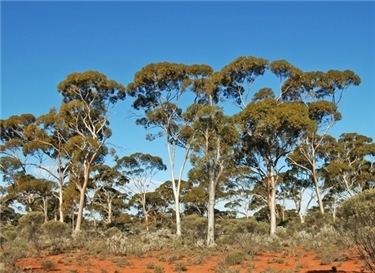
left=312, top=168, right=325, bottom=215
left=175, top=196, right=181, bottom=237
left=268, top=175, right=277, bottom=236
left=75, top=188, right=86, bottom=233
left=166, top=140, right=182, bottom=238
left=74, top=163, right=89, bottom=234
left=43, top=197, right=48, bottom=223
left=107, top=201, right=112, bottom=225
left=142, top=193, right=149, bottom=231
left=299, top=212, right=305, bottom=224
left=58, top=183, right=64, bottom=222
left=207, top=178, right=216, bottom=247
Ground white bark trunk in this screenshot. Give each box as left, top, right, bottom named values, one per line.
left=207, top=178, right=216, bottom=247
left=58, top=183, right=64, bottom=223
left=43, top=197, right=48, bottom=223
left=299, top=212, right=305, bottom=224
left=142, top=192, right=149, bottom=231
left=108, top=201, right=112, bottom=224
left=74, top=163, right=89, bottom=234
left=268, top=174, right=277, bottom=236
left=312, top=167, right=325, bottom=215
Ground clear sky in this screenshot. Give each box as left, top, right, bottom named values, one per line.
left=1, top=2, right=375, bottom=186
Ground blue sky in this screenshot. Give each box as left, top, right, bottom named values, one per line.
left=2, top=2, right=375, bottom=187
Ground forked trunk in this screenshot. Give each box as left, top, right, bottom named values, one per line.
left=206, top=178, right=216, bottom=247
left=312, top=167, right=325, bottom=215
left=74, top=163, right=90, bottom=234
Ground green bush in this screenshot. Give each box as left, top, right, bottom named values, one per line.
left=304, top=210, right=334, bottom=232
left=42, top=220, right=70, bottom=253
left=0, top=225, right=18, bottom=243
left=218, top=218, right=269, bottom=235
left=337, top=189, right=375, bottom=272
left=18, top=212, right=45, bottom=252
left=224, top=251, right=246, bottom=265
left=104, top=226, right=122, bottom=238
left=182, top=214, right=207, bottom=240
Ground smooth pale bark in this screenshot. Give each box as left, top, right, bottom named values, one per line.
left=299, top=212, right=305, bottom=224
left=267, top=168, right=277, bottom=236
left=107, top=200, right=112, bottom=224
left=268, top=185, right=277, bottom=235
left=141, top=192, right=149, bottom=231
left=206, top=177, right=216, bottom=247
left=166, top=140, right=187, bottom=238
left=312, top=165, right=325, bottom=215
left=74, top=163, right=90, bottom=234
left=58, top=184, right=64, bottom=222
left=42, top=197, right=48, bottom=223
left=174, top=195, right=181, bottom=236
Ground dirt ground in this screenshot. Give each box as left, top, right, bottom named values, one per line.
left=16, top=249, right=366, bottom=273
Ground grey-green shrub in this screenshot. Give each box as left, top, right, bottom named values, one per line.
left=42, top=220, right=70, bottom=253
left=337, top=189, right=375, bottom=272
left=18, top=212, right=44, bottom=251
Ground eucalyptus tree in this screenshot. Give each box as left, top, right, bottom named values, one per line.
left=7, top=175, right=54, bottom=222
left=236, top=94, right=314, bottom=235
left=283, top=69, right=361, bottom=214
left=0, top=114, right=36, bottom=183
left=324, top=133, right=375, bottom=197
left=279, top=168, right=314, bottom=223
left=90, top=164, right=128, bottom=225
left=185, top=104, right=238, bottom=246
left=117, top=153, right=166, bottom=231
left=20, top=109, right=71, bottom=222
left=192, top=56, right=268, bottom=107
left=128, top=62, right=212, bottom=236
left=57, top=71, right=125, bottom=233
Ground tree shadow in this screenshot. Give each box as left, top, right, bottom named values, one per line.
left=307, top=267, right=365, bottom=273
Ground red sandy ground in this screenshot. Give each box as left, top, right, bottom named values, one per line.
left=16, top=250, right=366, bottom=273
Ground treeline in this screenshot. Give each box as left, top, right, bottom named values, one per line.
left=1, top=56, right=374, bottom=247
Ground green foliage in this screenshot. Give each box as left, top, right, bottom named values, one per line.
left=224, top=251, right=246, bottom=265
left=337, top=189, right=375, bottom=271
left=218, top=218, right=269, bottom=236
left=182, top=214, right=207, bottom=240
left=18, top=212, right=44, bottom=251
left=42, top=220, right=70, bottom=253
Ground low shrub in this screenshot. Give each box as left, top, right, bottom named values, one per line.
left=337, top=189, right=375, bottom=272
left=41, top=260, right=55, bottom=270
left=106, top=229, right=173, bottom=256
left=224, top=251, right=246, bottom=266
left=18, top=212, right=44, bottom=252
left=42, top=220, right=70, bottom=253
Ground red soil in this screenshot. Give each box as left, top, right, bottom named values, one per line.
left=16, top=249, right=365, bottom=273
